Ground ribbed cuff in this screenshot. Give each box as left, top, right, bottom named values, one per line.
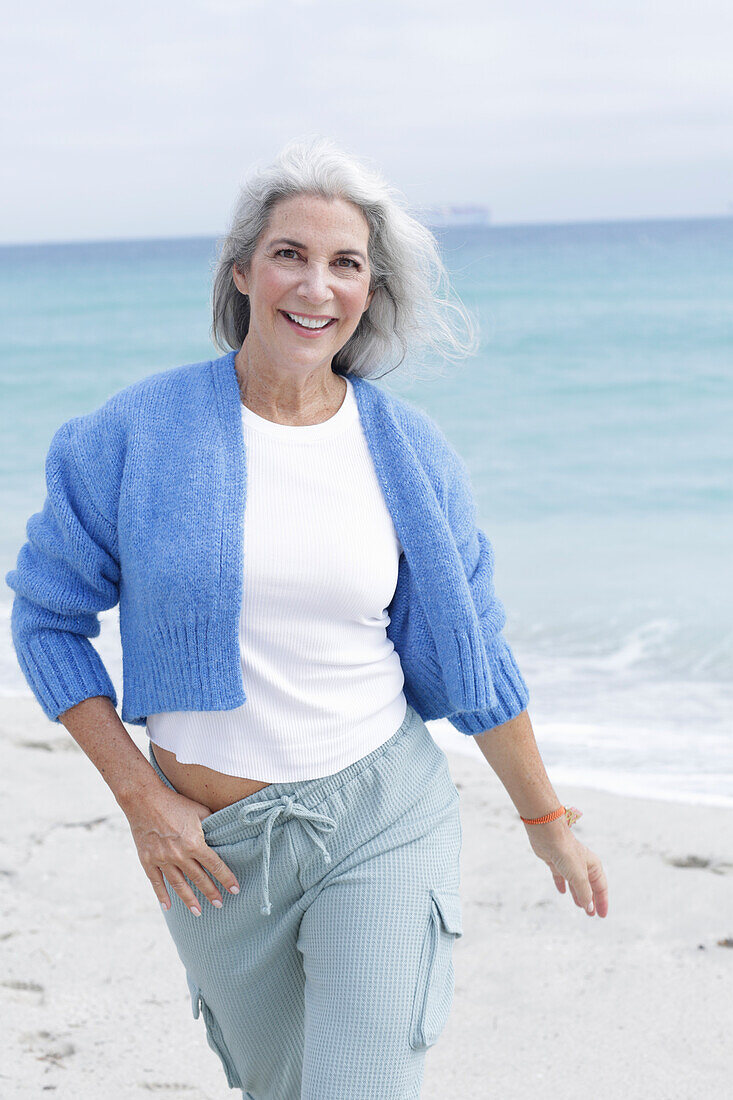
left=19, top=629, right=118, bottom=722
left=448, top=636, right=530, bottom=734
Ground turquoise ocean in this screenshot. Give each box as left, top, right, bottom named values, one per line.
left=1, top=216, right=731, bottom=806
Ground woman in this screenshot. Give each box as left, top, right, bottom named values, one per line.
left=6, top=137, right=608, bottom=1099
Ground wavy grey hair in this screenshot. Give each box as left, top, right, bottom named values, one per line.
left=211, top=136, right=479, bottom=379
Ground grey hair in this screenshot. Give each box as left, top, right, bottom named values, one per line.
left=210, top=135, right=479, bottom=380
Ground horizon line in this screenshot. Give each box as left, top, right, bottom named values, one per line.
left=1, top=210, right=730, bottom=250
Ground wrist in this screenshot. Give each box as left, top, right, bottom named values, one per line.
left=114, top=768, right=168, bottom=815
left=519, top=804, right=566, bottom=825
left=522, top=815, right=571, bottom=839
left=521, top=805, right=583, bottom=846
left=519, top=803, right=582, bottom=825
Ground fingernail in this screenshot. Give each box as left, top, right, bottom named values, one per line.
left=161, top=901, right=170, bottom=911
left=212, top=899, right=223, bottom=908
left=190, top=905, right=202, bottom=916
left=586, top=902, right=594, bottom=914
left=230, top=885, right=240, bottom=895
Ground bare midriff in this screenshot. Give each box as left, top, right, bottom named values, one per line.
left=151, top=742, right=272, bottom=813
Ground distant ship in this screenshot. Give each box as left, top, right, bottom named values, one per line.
left=417, top=203, right=491, bottom=228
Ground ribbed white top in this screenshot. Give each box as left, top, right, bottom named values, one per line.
left=146, top=375, right=408, bottom=780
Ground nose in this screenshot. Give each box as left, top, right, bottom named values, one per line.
left=297, top=261, right=333, bottom=307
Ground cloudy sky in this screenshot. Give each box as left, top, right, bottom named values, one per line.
left=3, top=0, right=732, bottom=243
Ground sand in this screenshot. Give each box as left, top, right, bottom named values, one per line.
left=1, top=694, right=731, bottom=1099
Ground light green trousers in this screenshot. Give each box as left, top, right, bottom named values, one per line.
left=148, top=703, right=463, bottom=1099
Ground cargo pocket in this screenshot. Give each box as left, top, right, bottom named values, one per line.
left=186, top=972, right=243, bottom=1089
left=408, top=888, right=463, bottom=1051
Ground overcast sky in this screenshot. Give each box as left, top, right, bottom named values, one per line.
left=3, top=0, right=732, bottom=244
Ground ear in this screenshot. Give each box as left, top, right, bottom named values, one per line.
left=232, top=263, right=249, bottom=296
left=365, top=287, right=375, bottom=311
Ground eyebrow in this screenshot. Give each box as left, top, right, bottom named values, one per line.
left=267, top=237, right=367, bottom=263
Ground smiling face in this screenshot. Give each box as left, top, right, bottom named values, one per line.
left=232, top=193, right=374, bottom=378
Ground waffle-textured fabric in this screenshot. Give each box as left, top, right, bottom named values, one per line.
left=146, top=374, right=410, bottom=779
left=4, top=348, right=529, bottom=736
left=147, top=702, right=463, bottom=1099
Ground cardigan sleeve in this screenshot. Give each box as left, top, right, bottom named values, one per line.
left=4, top=420, right=120, bottom=722
left=443, top=448, right=531, bottom=735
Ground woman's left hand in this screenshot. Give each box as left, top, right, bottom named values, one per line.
left=524, top=822, right=609, bottom=918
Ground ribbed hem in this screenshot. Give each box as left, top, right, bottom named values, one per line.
left=448, top=637, right=530, bottom=734
left=21, top=630, right=118, bottom=722
left=120, top=613, right=247, bottom=725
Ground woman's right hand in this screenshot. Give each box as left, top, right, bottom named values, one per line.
left=125, top=786, right=241, bottom=916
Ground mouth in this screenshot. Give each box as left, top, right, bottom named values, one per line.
left=280, top=310, right=337, bottom=335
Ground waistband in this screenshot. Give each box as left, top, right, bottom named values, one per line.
left=146, top=702, right=421, bottom=916
left=147, top=701, right=418, bottom=830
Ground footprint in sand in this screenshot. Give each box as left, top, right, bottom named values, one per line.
left=19, top=1030, right=75, bottom=1064
left=15, top=738, right=80, bottom=753
left=1, top=979, right=44, bottom=995
left=664, top=854, right=733, bottom=875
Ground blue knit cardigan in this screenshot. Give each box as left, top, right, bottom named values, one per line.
left=5, top=350, right=529, bottom=736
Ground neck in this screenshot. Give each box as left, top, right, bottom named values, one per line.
left=234, top=345, right=346, bottom=426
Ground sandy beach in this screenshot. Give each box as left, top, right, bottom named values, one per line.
left=1, top=694, right=731, bottom=1099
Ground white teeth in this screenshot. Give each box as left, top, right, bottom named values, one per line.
left=285, top=312, right=332, bottom=329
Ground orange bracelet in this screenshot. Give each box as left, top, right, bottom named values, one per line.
left=520, top=805, right=583, bottom=826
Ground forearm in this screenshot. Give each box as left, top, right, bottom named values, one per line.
left=473, top=709, right=564, bottom=822
left=58, top=695, right=165, bottom=812
left=475, top=711, right=607, bottom=916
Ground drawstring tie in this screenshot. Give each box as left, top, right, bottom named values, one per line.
left=237, top=794, right=337, bottom=916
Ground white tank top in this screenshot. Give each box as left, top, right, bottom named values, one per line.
left=146, top=375, right=408, bottom=780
